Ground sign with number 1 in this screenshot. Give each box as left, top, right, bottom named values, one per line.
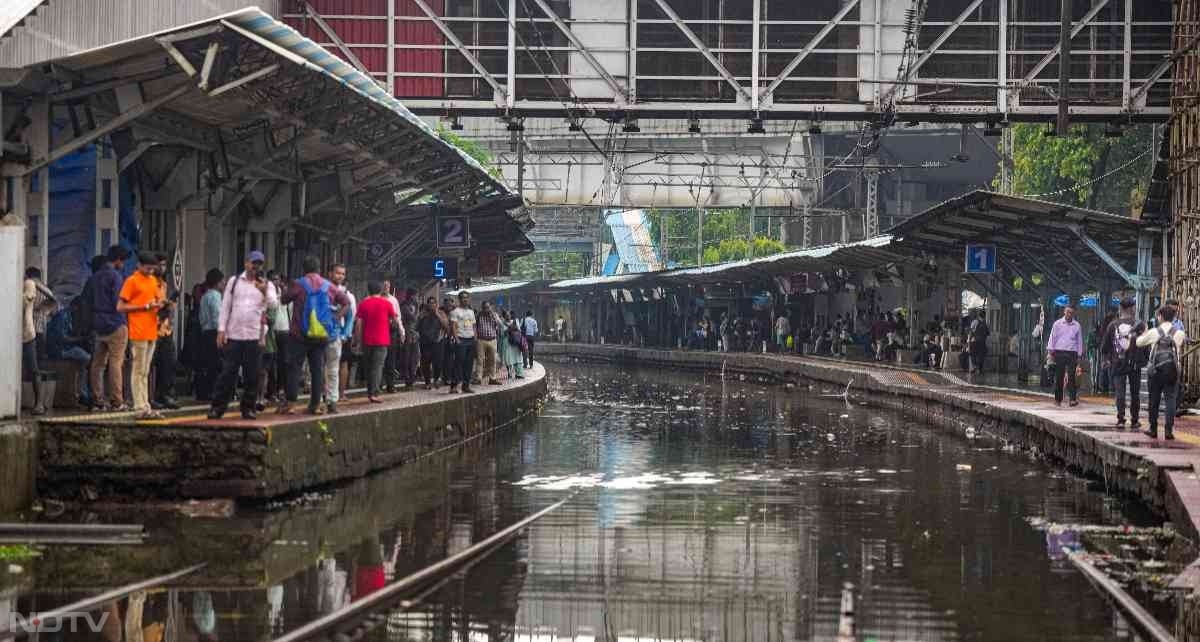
left=964, top=244, right=996, bottom=274
left=437, top=216, right=470, bottom=250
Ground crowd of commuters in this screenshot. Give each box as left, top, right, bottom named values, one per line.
left=23, top=249, right=542, bottom=421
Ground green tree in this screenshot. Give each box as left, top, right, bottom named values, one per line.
left=508, top=251, right=588, bottom=280
left=436, top=124, right=503, bottom=179
left=995, top=123, right=1154, bottom=214
left=645, top=207, right=785, bottom=266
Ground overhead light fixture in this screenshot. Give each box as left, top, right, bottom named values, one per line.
left=688, top=116, right=701, bottom=134
left=905, top=119, right=921, bottom=127
left=506, top=118, right=524, bottom=132
left=1042, top=125, right=1057, bottom=137
left=808, top=122, right=822, bottom=135
left=982, top=121, right=1002, bottom=137
left=1104, top=121, right=1124, bottom=138
left=444, top=113, right=464, bottom=131
left=568, top=118, right=582, bottom=132
left=623, top=119, right=641, bottom=133
left=747, top=118, right=766, bottom=134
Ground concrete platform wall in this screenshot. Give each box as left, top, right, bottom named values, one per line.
left=38, top=375, right=547, bottom=501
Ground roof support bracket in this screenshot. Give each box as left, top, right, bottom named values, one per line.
left=23, top=82, right=192, bottom=175
left=1072, top=224, right=1155, bottom=290
left=653, top=0, right=750, bottom=103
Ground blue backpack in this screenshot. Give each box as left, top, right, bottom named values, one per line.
left=299, top=277, right=337, bottom=341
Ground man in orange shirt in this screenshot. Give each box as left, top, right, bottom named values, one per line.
left=118, top=252, right=166, bottom=419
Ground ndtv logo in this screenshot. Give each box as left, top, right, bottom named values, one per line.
left=7, top=611, right=111, bottom=633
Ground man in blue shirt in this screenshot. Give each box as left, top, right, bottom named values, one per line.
left=88, top=246, right=129, bottom=411
left=195, top=268, right=224, bottom=401
left=521, top=310, right=539, bottom=369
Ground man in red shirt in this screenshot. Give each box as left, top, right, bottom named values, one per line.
left=354, top=281, right=400, bottom=402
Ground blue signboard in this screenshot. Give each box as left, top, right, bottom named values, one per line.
left=964, top=244, right=997, bottom=274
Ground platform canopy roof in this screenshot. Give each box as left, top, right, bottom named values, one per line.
left=886, top=190, right=1158, bottom=294
left=2, top=7, right=531, bottom=257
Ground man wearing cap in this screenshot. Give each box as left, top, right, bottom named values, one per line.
left=209, top=251, right=278, bottom=420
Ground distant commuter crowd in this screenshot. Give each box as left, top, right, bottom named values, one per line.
left=21, top=247, right=541, bottom=420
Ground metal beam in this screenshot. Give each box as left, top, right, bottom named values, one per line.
left=410, top=0, right=507, bottom=103
left=24, top=82, right=192, bottom=175
left=304, top=2, right=380, bottom=86
left=966, top=273, right=1003, bottom=302
left=198, top=41, right=220, bottom=90
left=1021, top=0, right=1109, bottom=84
left=118, top=141, right=157, bottom=173
left=1048, top=238, right=1098, bottom=285
left=528, top=0, right=626, bottom=105
left=1073, top=225, right=1153, bottom=289
left=207, top=64, right=280, bottom=97
left=653, top=0, right=750, bottom=103
left=215, top=179, right=261, bottom=222
left=903, top=0, right=985, bottom=83
left=1129, top=30, right=1200, bottom=107
left=758, top=0, right=858, bottom=105
left=1014, top=244, right=1072, bottom=295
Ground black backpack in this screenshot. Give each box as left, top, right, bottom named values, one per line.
left=1148, top=327, right=1179, bottom=384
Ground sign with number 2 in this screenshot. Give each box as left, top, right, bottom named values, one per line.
left=437, top=216, right=470, bottom=249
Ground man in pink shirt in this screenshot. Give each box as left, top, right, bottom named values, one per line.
left=209, top=251, right=278, bottom=420
left=355, top=281, right=400, bottom=402
left=1045, top=304, right=1084, bottom=407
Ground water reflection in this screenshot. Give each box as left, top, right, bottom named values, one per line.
left=6, top=364, right=1157, bottom=641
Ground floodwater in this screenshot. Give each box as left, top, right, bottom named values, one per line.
left=3, top=364, right=1165, bottom=641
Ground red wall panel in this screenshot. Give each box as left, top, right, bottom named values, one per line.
left=394, top=0, right=444, bottom=98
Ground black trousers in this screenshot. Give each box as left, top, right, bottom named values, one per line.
left=1052, top=350, right=1079, bottom=403
left=286, top=339, right=326, bottom=409
left=1148, top=375, right=1179, bottom=436
left=383, top=337, right=398, bottom=390
left=272, top=331, right=290, bottom=397
left=195, top=330, right=220, bottom=400
left=1112, top=366, right=1141, bottom=424
left=523, top=336, right=536, bottom=368
left=212, top=339, right=261, bottom=412
left=401, top=341, right=419, bottom=385
left=420, top=340, right=441, bottom=384
left=453, top=338, right=476, bottom=388
left=153, top=335, right=177, bottom=400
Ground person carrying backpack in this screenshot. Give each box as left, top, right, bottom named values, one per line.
left=968, top=309, right=990, bottom=374
left=279, top=255, right=351, bottom=415
left=1100, top=298, right=1147, bottom=430
left=1136, top=305, right=1187, bottom=440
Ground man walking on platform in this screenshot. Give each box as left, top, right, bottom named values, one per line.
left=1046, top=304, right=1084, bottom=407
left=449, top=291, right=477, bottom=394
left=1101, top=298, right=1146, bottom=430
left=90, top=245, right=129, bottom=412
left=117, top=252, right=166, bottom=419
left=1137, top=305, right=1187, bottom=440
left=521, top=310, right=538, bottom=369
left=209, top=251, right=277, bottom=420
left=280, top=256, right=350, bottom=415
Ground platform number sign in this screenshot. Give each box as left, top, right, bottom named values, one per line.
left=964, top=244, right=997, bottom=274
left=437, top=215, right=470, bottom=250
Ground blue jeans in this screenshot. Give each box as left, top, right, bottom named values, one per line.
left=453, top=338, right=476, bottom=388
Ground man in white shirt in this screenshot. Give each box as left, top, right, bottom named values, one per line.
left=448, top=291, right=477, bottom=394
left=1136, top=304, right=1187, bottom=440
left=522, top=310, right=539, bottom=369
left=209, top=251, right=278, bottom=420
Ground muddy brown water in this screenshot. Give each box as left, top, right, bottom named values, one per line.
left=2, top=364, right=1170, bottom=641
